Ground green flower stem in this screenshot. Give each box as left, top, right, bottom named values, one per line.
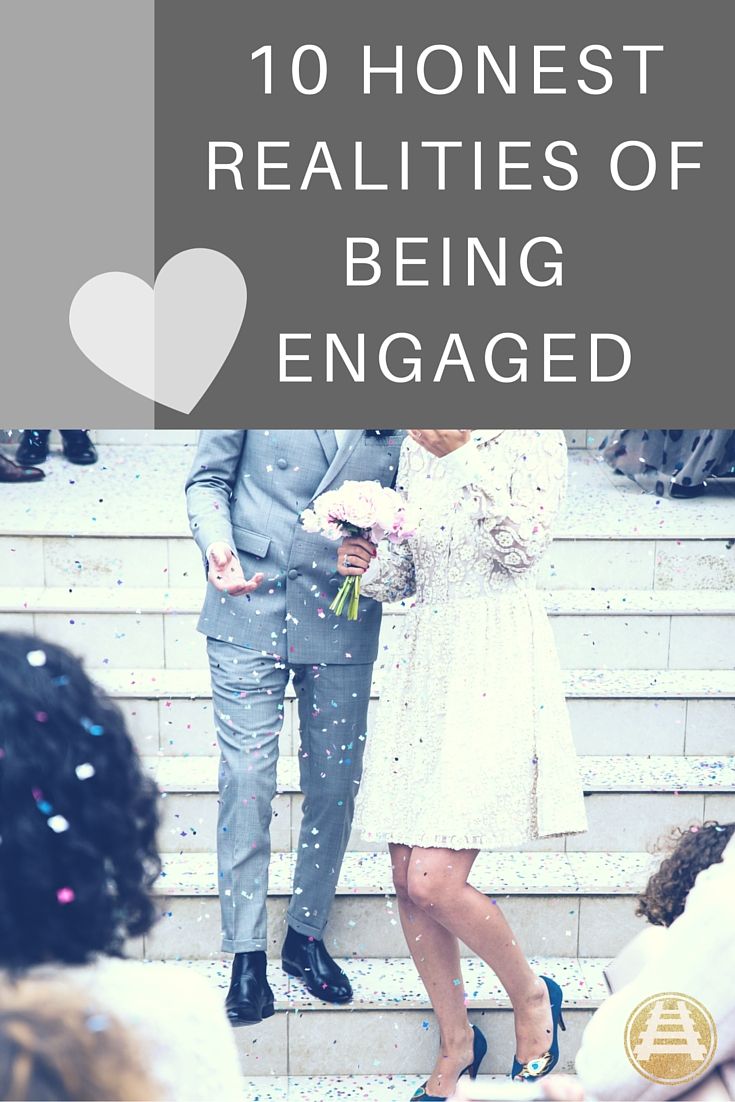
left=330, top=524, right=373, bottom=619
left=348, top=576, right=362, bottom=620
left=330, top=576, right=361, bottom=619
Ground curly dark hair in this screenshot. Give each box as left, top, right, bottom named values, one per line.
left=637, top=820, right=735, bottom=927
left=0, top=633, right=161, bottom=969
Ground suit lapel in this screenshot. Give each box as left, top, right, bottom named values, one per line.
left=314, top=429, right=338, bottom=464
left=311, top=430, right=364, bottom=500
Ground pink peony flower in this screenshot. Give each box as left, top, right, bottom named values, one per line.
left=300, top=508, right=321, bottom=534
left=300, top=480, right=416, bottom=621
left=300, top=481, right=414, bottom=548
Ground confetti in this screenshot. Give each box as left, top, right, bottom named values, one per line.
left=86, top=1014, right=110, bottom=1032
left=81, top=717, right=105, bottom=737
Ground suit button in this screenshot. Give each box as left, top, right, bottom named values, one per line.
left=288, top=568, right=299, bottom=580
left=277, top=457, right=288, bottom=469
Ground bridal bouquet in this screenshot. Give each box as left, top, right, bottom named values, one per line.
left=301, top=481, right=416, bottom=620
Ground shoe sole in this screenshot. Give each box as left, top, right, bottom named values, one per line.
left=282, top=960, right=353, bottom=1004
left=226, top=1002, right=275, bottom=1027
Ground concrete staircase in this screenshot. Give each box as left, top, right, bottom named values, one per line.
left=1, top=432, right=734, bottom=1100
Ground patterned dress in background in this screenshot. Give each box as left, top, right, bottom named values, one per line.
left=601, top=430, right=735, bottom=497
left=354, top=430, right=588, bottom=851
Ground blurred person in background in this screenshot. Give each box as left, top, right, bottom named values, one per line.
left=504, top=821, right=735, bottom=1102
left=0, top=450, right=44, bottom=482
left=601, top=430, right=735, bottom=498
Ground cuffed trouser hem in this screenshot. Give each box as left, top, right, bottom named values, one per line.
left=285, top=912, right=327, bottom=939
left=221, top=938, right=268, bottom=953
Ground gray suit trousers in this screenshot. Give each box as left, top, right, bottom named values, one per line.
left=207, top=637, right=372, bottom=952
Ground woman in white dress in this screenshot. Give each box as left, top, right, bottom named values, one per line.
left=338, top=429, right=588, bottom=1101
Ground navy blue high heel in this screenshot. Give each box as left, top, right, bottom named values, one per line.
left=411, top=1024, right=488, bottom=1100
left=510, top=975, right=566, bottom=1081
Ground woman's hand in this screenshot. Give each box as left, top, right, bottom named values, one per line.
left=337, top=536, right=376, bottom=577
left=409, top=429, right=471, bottom=456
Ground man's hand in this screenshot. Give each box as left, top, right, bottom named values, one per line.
left=207, top=542, right=264, bottom=597
left=409, top=429, right=471, bottom=457
left=337, top=535, right=376, bottom=577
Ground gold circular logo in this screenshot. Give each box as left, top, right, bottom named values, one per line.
left=624, top=993, right=717, bottom=1085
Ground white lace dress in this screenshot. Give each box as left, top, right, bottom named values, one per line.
left=354, top=429, right=588, bottom=850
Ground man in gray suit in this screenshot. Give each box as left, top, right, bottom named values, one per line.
left=186, top=429, right=402, bottom=1024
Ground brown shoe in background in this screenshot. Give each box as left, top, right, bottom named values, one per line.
left=0, top=452, right=45, bottom=482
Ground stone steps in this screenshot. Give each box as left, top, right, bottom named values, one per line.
left=239, top=1075, right=577, bottom=1099
left=140, top=850, right=653, bottom=963
left=141, top=956, right=604, bottom=1076
left=5, top=533, right=734, bottom=592
left=240, top=1076, right=446, bottom=1101
left=3, top=587, right=733, bottom=671
left=111, top=672, right=733, bottom=760
left=1, top=448, right=733, bottom=595
left=1, top=447, right=733, bottom=542
left=157, top=849, right=655, bottom=899
left=105, top=663, right=735, bottom=773
left=154, top=788, right=735, bottom=856
left=147, top=753, right=735, bottom=794
left=146, top=753, right=735, bottom=856
left=93, top=665, right=735, bottom=700
left=7, top=585, right=735, bottom=613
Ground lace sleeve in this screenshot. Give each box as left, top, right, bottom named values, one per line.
left=361, top=539, right=417, bottom=603
left=438, top=430, right=566, bottom=576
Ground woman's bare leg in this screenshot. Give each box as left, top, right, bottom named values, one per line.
left=390, top=843, right=474, bottom=1097
left=406, top=847, right=553, bottom=1067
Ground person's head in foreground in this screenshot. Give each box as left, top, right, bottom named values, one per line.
left=636, top=819, right=735, bottom=927
left=0, top=632, right=161, bottom=971
left=0, top=979, right=159, bottom=1101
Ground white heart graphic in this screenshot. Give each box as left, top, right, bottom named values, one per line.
left=69, top=248, right=247, bottom=414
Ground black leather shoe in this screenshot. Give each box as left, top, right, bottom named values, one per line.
left=282, top=926, right=353, bottom=1004
left=61, top=430, right=98, bottom=465
left=224, top=951, right=275, bottom=1026
left=16, top=430, right=50, bottom=466
left=670, top=482, right=706, bottom=499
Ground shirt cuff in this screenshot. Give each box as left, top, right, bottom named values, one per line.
left=361, top=556, right=380, bottom=585
left=206, top=542, right=238, bottom=562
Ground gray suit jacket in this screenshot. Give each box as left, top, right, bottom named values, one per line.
left=185, top=430, right=404, bottom=664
